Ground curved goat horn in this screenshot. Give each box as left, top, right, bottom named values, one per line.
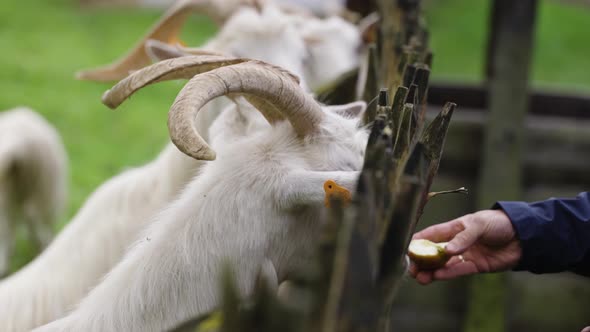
left=102, top=55, right=249, bottom=109
left=169, top=60, right=324, bottom=160
left=76, top=0, right=259, bottom=82
left=145, top=39, right=226, bottom=62
left=173, top=44, right=225, bottom=57
left=101, top=55, right=298, bottom=126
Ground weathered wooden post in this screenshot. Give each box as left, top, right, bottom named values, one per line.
left=464, top=1, right=538, bottom=332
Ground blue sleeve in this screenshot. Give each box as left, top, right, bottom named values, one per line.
left=493, top=192, right=590, bottom=276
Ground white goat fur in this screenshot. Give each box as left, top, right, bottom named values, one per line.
left=152, top=4, right=362, bottom=92
left=201, top=4, right=361, bottom=93
left=0, top=107, right=67, bottom=278
left=140, top=0, right=347, bottom=17
left=0, top=5, right=362, bottom=332
left=35, top=60, right=368, bottom=331
left=274, top=0, right=346, bottom=17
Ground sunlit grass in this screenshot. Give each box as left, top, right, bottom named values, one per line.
left=425, top=0, right=590, bottom=92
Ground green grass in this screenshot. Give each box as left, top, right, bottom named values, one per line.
left=0, top=0, right=216, bottom=270
left=1, top=0, right=589, bottom=271
left=424, top=0, right=590, bottom=92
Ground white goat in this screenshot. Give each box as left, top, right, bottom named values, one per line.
left=35, top=55, right=367, bottom=332
left=296, top=15, right=362, bottom=91
left=201, top=4, right=361, bottom=92
left=102, top=0, right=346, bottom=19
left=76, top=0, right=363, bottom=90
left=274, top=0, right=347, bottom=17
left=0, top=107, right=67, bottom=278
left=0, top=3, right=364, bottom=331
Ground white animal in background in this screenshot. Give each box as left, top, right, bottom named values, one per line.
left=0, top=131, right=205, bottom=332
left=35, top=56, right=368, bottom=332
left=0, top=107, right=67, bottom=278
left=274, top=0, right=347, bottom=17
left=142, top=3, right=364, bottom=138
left=75, top=0, right=263, bottom=82
left=201, top=4, right=362, bottom=92
left=0, top=3, right=365, bottom=331
left=98, top=0, right=347, bottom=19
left=77, top=0, right=364, bottom=90
left=295, top=15, right=363, bottom=91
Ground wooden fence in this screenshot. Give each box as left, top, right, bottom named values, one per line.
left=389, top=0, right=590, bottom=330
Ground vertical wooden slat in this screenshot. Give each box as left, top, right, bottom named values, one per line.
left=346, top=0, right=378, bottom=17
left=465, top=1, right=538, bottom=332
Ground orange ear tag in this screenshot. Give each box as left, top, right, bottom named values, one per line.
left=323, top=180, right=352, bottom=208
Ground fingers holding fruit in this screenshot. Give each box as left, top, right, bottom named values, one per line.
left=407, top=239, right=450, bottom=270
left=407, top=239, right=477, bottom=285
left=408, top=210, right=522, bottom=284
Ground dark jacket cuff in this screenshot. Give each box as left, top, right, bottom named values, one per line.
left=492, top=201, right=548, bottom=273
left=493, top=194, right=590, bottom=276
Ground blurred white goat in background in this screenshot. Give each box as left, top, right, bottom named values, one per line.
left=0, top=107, right=67, bottom=278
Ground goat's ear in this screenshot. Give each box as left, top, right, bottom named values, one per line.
left=325, top=101, right=366, bottom=120
left=358, top=12, right=379, bottom=45
left=145, top=39, right=188, bottom=62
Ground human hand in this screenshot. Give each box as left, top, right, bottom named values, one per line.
left=581, top=326, right=590, bottom=332
left=409, top=209, right=522, bottom=285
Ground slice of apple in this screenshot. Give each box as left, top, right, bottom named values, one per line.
left=408, top=239, right=450, bottom=270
